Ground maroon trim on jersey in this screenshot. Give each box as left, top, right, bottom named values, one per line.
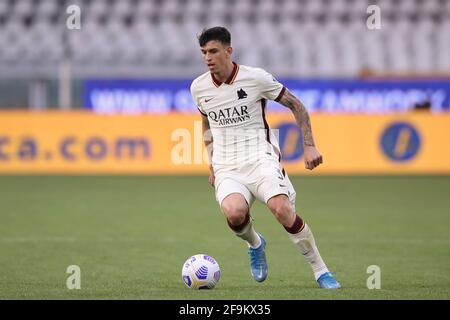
left=275, top=86, right=286, bottom=102
left=211, top=74, right=222, bottom=87
left=277, top=151, right=286, bottom=177
left=261, top=99, right=287, bottom=177
left=225, top=62, right=239, bottom=84
left=211, top=62, right=239, bottom=87
left=197, top=106, right=207, bottom=116
left=261, top=99, right=271, bottom=143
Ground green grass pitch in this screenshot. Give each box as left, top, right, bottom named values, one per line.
left=0, top=175, right=449, bottom=299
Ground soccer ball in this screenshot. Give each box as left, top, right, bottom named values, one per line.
left=181, top=254, right=221, bottom=289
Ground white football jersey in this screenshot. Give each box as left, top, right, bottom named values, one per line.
left=190, top=62, right=286, bottom=167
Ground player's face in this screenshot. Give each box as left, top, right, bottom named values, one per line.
left=200, top=40, right=232, bottom=74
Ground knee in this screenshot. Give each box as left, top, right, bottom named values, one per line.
left=268, top=198, right=293, bottom=221
left=221, top=200, right=248, bottom=225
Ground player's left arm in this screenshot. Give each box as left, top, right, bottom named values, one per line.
left=278, top=88, right=323, bottom=170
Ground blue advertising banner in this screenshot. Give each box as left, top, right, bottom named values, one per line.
left=84, top=78, right=450, bottom=114
left=84, top=79, right=196, bottom=114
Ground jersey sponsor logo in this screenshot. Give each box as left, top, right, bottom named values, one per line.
left=208, top=105, right=250, bottom=126
left=205, top=97, right=213, bottom=103
left=380, top=122, right=421, bottom=161
left=237, top=88, right=248, bottom=100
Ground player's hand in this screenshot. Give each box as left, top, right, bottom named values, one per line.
left=209, top=174, right=215, bottom=187
left=208, top=165, right=215, bottom=187
left=303, top=146, right=323, bottom=170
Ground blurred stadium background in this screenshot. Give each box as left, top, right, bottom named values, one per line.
left=0, top=0, right=449, bottom=300
left=1, top=0, right=450, bottom=108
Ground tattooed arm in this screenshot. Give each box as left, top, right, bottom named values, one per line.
left=277, top=88, right=323, bottom=170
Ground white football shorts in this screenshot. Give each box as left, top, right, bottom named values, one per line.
left=213, top=159, right=296, bottom=210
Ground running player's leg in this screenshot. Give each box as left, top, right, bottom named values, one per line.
left=221, top=193, right=260, bottom=248
left=254, top=163, right=340, bottom=288
left=216, top=178, right=257, bottom=246
left=266, top=194, right=333, bottom=283
left=216, top=178, right=267, bottom=282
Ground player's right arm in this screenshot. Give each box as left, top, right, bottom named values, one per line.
left=191, top=78, right=215, bottom=186
left=201, top=113, right=215, bottom=187
left=256, top=68, right=322, bottom=171
left=277, top=89, right=323, bottom=170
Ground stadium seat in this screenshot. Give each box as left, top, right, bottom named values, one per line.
left=0, top=0, right=449, bottom=76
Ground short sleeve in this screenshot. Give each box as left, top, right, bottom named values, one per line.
left=256, top=68, right=286, bottom=102
left=190, top=81, right=207, bottom=116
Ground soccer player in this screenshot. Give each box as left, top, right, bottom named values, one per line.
left=190, top=27, right=340, bottom=289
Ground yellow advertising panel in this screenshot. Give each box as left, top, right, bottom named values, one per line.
left=270, top=113, right=450, bottom=174
left=0, top=111, right=449, bottom=174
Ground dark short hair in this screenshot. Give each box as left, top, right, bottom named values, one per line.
left=198, top=26, right=231, bottom=47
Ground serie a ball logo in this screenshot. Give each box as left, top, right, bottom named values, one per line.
left=181, top=254, right=221, bottom=289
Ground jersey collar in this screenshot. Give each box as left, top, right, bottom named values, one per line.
left=211, top=62, right=239, bottom=87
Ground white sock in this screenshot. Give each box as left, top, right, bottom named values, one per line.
left=288, top=223, right=329, bottom=280
left=234, top=218, right=261, bottom=248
